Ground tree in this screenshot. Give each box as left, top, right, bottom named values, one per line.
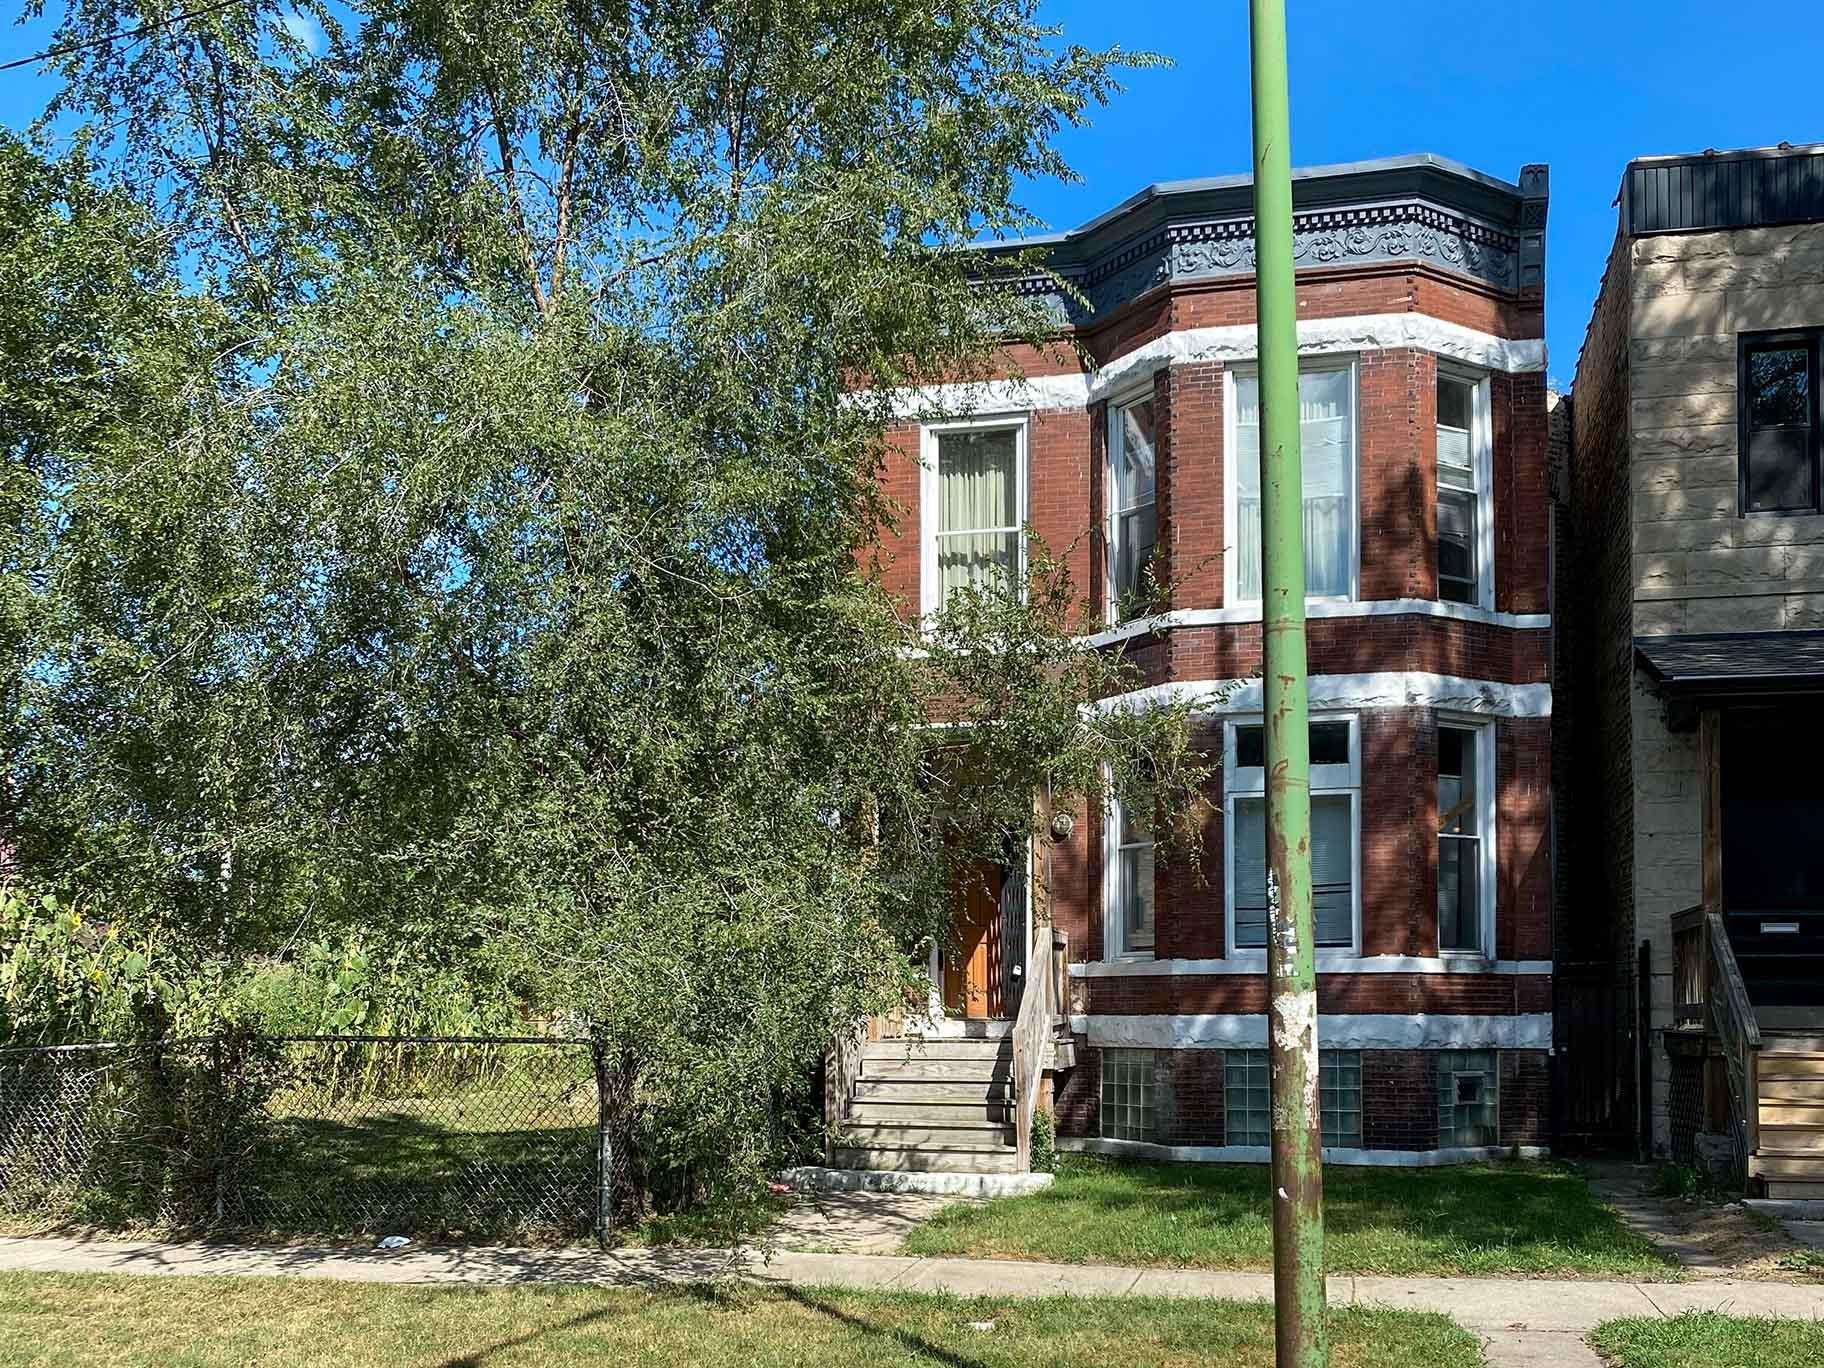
left=3, top=3, right=1197, bottom=1219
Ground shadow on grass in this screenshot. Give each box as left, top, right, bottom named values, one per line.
left=917, top=1158, right=1673, bottom=1271
left=780, top=1286, right=988, bottom=1368
left=244, top=1108, right=596, bottom=1240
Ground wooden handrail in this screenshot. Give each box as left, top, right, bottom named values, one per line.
left=1702, top=911, right=1761, bottom=1183
left=1010, top=925, right=1058, bottom=1171
left=824, top=1018, right=866, bottom=1162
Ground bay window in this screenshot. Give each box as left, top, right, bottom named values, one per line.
left=1438, top=721, right=1494, bottom=957
left=1229, top=362, right=1356, bottom=603
left=1227, top=717, right=1358, bottom=952
left=1107, top=394, right=1159, bottom=620
left=1105, top=779, right=1156, bottom=958
left=1436, top=370, right=1492, bottom=607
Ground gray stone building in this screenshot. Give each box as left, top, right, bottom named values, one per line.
left=1563, top=142, right=1824, bottom=1193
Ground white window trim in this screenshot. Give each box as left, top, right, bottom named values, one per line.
left=919, top=414, right=1029, bottom=619
left=1436, top=365, right=1496, bottom=612
left=1437, top=714, right=1498, bottom=964
left=1102, top=767, right=1156, bottom=961
left=1105, top=385, right=1158, bottom=623
left=1222, top=358, right=1360, bottom=607
left=1222, top=713, right=1363, bottom=958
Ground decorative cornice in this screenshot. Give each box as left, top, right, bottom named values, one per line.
left=979, top=157, right=1549, bottom=326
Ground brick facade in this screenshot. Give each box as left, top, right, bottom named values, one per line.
left=1065, top=1043, right=1550, bottom=1154
left=878, top=158, right=1553, bottom=1162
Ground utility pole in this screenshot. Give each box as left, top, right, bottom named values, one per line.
left=1248, top=3, right=1328, bottom=1366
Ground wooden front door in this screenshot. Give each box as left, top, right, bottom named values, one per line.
left=943, top=863, right=1006, bottom=1020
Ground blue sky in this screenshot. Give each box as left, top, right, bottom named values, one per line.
left=5, top=1, right=1821, bottom=381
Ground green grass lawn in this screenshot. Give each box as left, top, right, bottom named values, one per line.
left=902, top=1156, right=1676, bottom=1278
left=1591, top=1312, right=1824, bottom=1367
left=0, top=1272, right=1481, bottom=1368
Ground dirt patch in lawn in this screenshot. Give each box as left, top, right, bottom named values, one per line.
left=1583, top=1160, right=1818, bottom=1281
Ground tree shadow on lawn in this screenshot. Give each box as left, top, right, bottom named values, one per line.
left=240, top=1107, right=596, bottom=1242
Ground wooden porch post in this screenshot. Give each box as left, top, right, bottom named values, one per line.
left=1701, top=707, right=1723, bottom=915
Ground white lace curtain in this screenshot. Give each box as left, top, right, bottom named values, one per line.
left=1234, top=369, right=1352, bottom=600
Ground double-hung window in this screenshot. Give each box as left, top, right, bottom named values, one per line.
left=1229, top=362, right=1356, bottom=603
left=1437, top=722, right=1495, bottom=957
left=1740, top=331, right=1823, bottom=514
left=1436, top=370, right=1493, bottom=607
left=925, top=423, right=1025, bottom=612
left=1105, top=779, right=1156, bottom=958
left=1227, top=717, right=1358, bottom=952
left=1107, top=394, right=1159, bottom=620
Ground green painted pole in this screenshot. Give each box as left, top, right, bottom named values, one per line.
left=1247, top=3, right=1329, bottom=1366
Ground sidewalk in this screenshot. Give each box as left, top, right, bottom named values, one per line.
left=4, top=1236, right=1823, bottom=1367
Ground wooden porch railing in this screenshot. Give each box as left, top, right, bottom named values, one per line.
left=1011, top=927, right=1066, bottom=1171
left=823, top=1018, right=866, bottom=1158
left=1672, top=904, right=1762, bottom=1183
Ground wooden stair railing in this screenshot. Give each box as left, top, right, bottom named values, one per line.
left=1011, top=927, right=1065, bottom=1171
left=1675, top=904, right=1763, bottom=1187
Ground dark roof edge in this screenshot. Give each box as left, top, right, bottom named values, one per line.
left=1616, top=141, right=1824, bottom=237
left=975, top=153, right=1536, bottom=261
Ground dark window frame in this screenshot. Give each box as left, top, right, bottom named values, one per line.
left=1738, top=329, right=1824, bottom=517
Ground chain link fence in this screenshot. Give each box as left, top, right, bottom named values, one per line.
left=0, top=1035, right=628, bottom=1242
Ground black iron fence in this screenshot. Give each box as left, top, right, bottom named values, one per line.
left=0, top=1035, right=626, bottom=1242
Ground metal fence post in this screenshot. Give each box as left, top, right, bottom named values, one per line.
left=590, top=1036, right=613, bottom=1245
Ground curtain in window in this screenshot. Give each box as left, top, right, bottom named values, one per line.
left=938, top=430, right=1018, bottom=599
left=1111, top=399, right=1158, bottom=611
left=1234, top=370, right=1352, bottom=600
left=1233, top=794, right=1352, bottom=948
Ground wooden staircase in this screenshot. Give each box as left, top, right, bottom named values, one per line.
left=1753, top=1031, right=1824, bottom=1198
left=831, top=1033, right=1020, bottom=1174
left=1675, top=907, right=1824, bottom=1196
left=821, top=928, right=1071, bottom=1182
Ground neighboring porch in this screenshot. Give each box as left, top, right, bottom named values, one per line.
left=1644, top=633, right=1824, bottom=1195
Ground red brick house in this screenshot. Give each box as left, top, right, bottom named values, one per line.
left=825, top=155, right=1556, bottom=1182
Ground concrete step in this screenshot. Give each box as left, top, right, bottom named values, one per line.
left=849, top=1098, right=1013, bottom=1124
left=838, top=1121, right=1015, bottom=1147
left=831, top=1144, right=1021, bottom=1175
left=862, top=1040, right=1013, bottom=1063
left=861, top=1057, right=1011, bottom=1083
left=853, top=1078, right=1010, bottom=1104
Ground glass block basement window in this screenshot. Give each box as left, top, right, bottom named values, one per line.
left=1100, top=1049, right=1155, bottom=1142
left=1438, top=1050, right=1500, bottom=1148
left=1227, top=1050, right=1361, bottom=1148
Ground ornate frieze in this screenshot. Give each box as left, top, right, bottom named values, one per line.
left=1002, top=198, right=1526, bottom=326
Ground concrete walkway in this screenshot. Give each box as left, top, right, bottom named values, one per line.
left=5, top=1237, right=1824, bottom=1367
